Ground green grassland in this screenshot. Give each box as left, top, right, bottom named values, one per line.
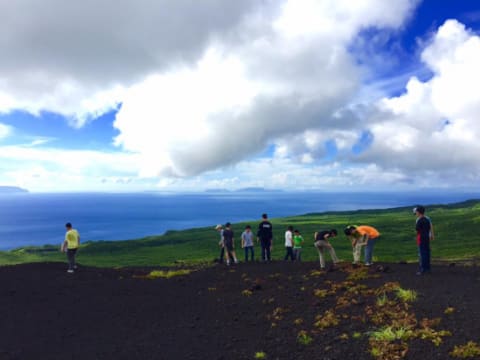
left=1, top=199, right=480, bottom=267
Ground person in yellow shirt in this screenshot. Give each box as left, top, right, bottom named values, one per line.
left=61, top=222, right=80, bottom=273
left=344, top=225, right=380, bottom=266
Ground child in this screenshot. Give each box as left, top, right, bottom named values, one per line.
left=223, top=222, right=239, bottom=265
left=344, top=225, right=380, bottom=266
left=314, top=229, right=340, bottom=269
left=241, top=225, right=255, bottom=262
left=284, top=226, right=294, bottom=261
left=293, top=229, right=304, bottom=261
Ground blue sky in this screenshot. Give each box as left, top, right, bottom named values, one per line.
left=1, top=0, right=480, bottom=192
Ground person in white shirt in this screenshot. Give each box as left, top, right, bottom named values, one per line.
left=284, top=226, right=294, bottom=261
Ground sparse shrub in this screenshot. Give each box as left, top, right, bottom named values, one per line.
left=375, top=282, right=400, bottom=295
left=314, top=310, right=339, bottom=329
left=376, top=292, right=388, bottom=307
left=450, top=341, right=480, bottom=358
left=297, top=330, right=313, bottom=345
left=254, top=351, right=267, bottom=359
left=313, top=289, right=329, bottom=298
left=293, top=318, right=304, bottom=325
left=144, top=269, right=192, bottom=279
left=352, top=332, right=362, bottom=339
left=346, top=267, right=370, bottom=281
left=417, top=328, right=452, bottom=346
left=396, top=288, right=417, bottom=303
left=444, top=307, right=455, bottom=315
left=242, top=289, right=253, bottom=297
left=369, top=327, right=413, bottom=342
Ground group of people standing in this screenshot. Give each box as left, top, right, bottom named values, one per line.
left=215, top=212, right=381, bottom=268
left=60, top=205, right=433, bottom=276
left=215, top=205, right=434, bottom=275
left=215, top=213, right=274, bottom=265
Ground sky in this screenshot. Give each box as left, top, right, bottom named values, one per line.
left=1, top=0, right=480, bottom=192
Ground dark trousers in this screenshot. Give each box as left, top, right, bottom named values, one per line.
left=418, top=242, right=431, bottom=273
left=284, top=247, right=294, bottom=261
left=219, top=247, right=225, bottom=263
left=260, top=240, right=271, bottom=261
left=244, top=246, right=254, bottom=261
left=67, top=249, right=77, bottom=270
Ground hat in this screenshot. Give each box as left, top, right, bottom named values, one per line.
left=215, top=224, right=222, bottom=230
left=413, top=205, right=425, bottom=214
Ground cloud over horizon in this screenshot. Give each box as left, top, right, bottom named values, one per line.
left=1, top=0, right=480, bottom=191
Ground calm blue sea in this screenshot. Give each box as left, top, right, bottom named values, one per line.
left=0, top=191, right=479, bottom=250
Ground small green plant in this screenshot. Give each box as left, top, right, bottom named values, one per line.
left=254, top=351, right=267, bottom=359
left=293, top=318, right=304, bottom=325
left=376, top=292, right=388, bottom=307
left=297, top=330, right=313, bottom=345
left=313, top=289, right=329, bottom=298
left=369, top=327, right=413, bottom=342
left=352, top=332, right=362, bottom=339
left=242, top=289, right=253, bottom=296
left=444, top=306, right=455, bottom=315
left=450, top=341, right=480, bottom=358
left=145, top=269, right=192, bottom=279
left=396, top=288, right=417, bottom=303
left=346, top=267, right=370, bottom=281
left=314, top=310, right=339, bottom=329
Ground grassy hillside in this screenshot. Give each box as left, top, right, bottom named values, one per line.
left=1, top=199, right=480, bottom=267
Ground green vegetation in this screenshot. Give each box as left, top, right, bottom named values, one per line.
left=369, top=326, right=413, bottom=342
left=297, top=330, right=313, bottom=345
left=450, top=341, right=480, bottom=358
left=141, top=269, right=193, bottom=279
left=2, top=199, right=480, bottom=267
left=395, top=288, right=417, bottom=303
left=254, top=351, right=267, bottom=359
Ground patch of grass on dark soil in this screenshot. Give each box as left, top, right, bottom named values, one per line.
left=0, top=261, right=479, bottom=359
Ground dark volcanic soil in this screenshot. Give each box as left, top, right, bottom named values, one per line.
left=0, top=261, right=479, bottom=360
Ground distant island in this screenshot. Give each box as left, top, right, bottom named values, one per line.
left=204, top=187, right=283, bottom=193
left=0, top=186, right=29, bottom=194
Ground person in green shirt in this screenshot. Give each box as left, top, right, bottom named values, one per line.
left=61, top=222, right=80, bottom=273
left=293, top=229, right=304, bottom=261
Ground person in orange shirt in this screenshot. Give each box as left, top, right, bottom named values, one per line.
left=344, top=225, right=380, bottom=266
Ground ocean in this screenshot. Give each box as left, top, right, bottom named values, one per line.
left=0, top=191, right=479, bottom=250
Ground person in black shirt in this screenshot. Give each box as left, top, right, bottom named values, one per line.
left=223, top=222, right=238, bottom=265
left=257, top=213, right=273, bottom=261
left=414, top=205, right=432, bottom=275
left=314, top=229, right=340, bottom=269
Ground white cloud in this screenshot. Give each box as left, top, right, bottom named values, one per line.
left=7, top=0, right=480, bottom=191
left=113, top=0, right=417, bottom=178
left=0, top=0, right=261, bottom=125
left=0, top=122, right=12, bottom=139
left=354, top=20, right=480, bottom=179
left=0, top=145, right=144, bottom=191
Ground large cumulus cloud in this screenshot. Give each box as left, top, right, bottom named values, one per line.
left=353, top=20, right=480, bottom=183
left=0, top=0, right=261, bottom=125
left=112, top=0, right=419, bottom=177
